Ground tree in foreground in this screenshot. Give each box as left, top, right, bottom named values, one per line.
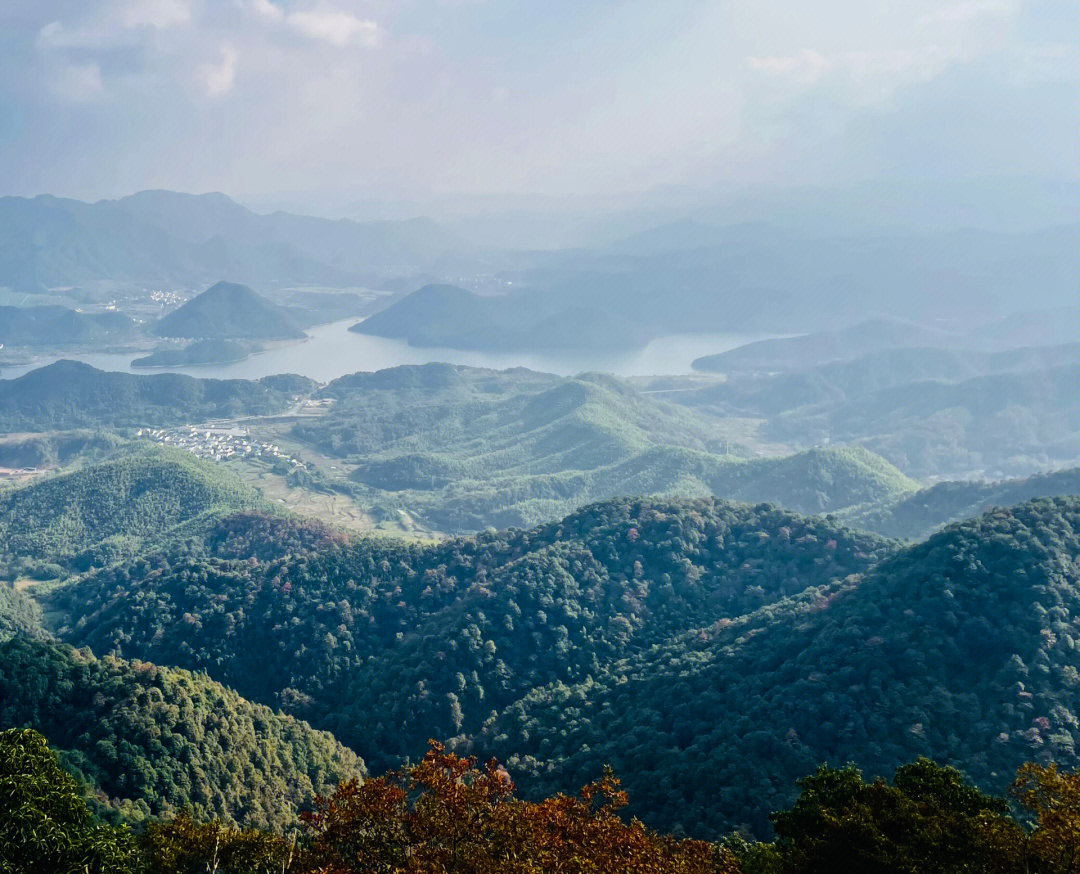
left=140, top=814, right=298, bottom=874
left=1013, top=763, right=1080, bottom=874
left=0, top=727, right=139, bottom=874
left=768, top=758, right=1024, bottom=874
left=301, top=740, right=736, bottom=874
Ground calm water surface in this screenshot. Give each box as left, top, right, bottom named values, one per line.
left=0, top=319, right=769, bottom=383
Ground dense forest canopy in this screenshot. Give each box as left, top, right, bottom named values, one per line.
left=0, top=637, right=362, bottom=830
left=54, top=497, right=893, bottom=786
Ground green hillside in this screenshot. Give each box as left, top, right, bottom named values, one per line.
left=844, top=466, right=1080, bottom=540
left=0, top=585, right=44, bottom=642
left=0, top=449, right=266, bottom=580
left=55, top=497, right=894, bottom=780
left=768, top=363, right=1080, bottom=477
left=484, top=497, right=1080, bottom=835
left=156, top=281, right=304, bottom=340
left=0, top=360, right=314, bottom=431
left=33, top=490, right=1080, bottom=840
left=0, top=636, right=361, bottom=829
left=294, top=365, right=914, bottom=532
left=0, top=430, right=123, bottom=470
left=684, top=343, right=1080, bottom=419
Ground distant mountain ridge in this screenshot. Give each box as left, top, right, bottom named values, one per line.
left=0, top=190, right=460, bottom=291
left=692, top=318, right=951, bottom=374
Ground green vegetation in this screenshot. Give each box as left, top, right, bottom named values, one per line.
left=0, top=637, right=362, bottom=829
left=0, top=728, right=139, bottom=874
left=690, top=344, right=1080, bottom=419
left=0, top=430, right=124, bottom=470
left=844, top=466, right=1080, bottom=540
left=0, top=360, right=314, bottom=430
left=482, top=497, right=1080, bottom=834
left=156, top=281, right=304, bottom=340
left=678, top=342, right=1080, bottom=479
left=0, top=584, right=44, bottom=641
left=11, top=729, right=1080, bottom=874
left=132, top=338, right=252, bottom=368
left=292, top=364, right=914, bottom=532
left=0, top=449, right=266, bottom=580
left=55, top=497, right=893, bottom=789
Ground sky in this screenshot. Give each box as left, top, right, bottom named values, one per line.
left=0, top=0, right=1076, bottom=211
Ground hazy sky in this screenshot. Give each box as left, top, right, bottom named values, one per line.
left=0, top=0, right=1076, bottom=207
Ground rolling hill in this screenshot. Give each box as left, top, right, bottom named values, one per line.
left=692, top=319, right=949, bottom=375
left=0, top=305, right=137, bottom=347
left=483, top=497, right=1080, bottom=835
left=0, top=449, right=266, bottom=580
left=767, top=362, right=1080, bottom=478
left=0, top=635, right=361, bottom=829
left=47, top=493, right=1080, bottom=838
left=293, top=364, right=916, bottom=531
left=0, top=360, right=314, bottom=431
left=351, top=284, right=649, bottom=352
left=155, top=281, right=304, bottom=340
left=844, top=466, right=1080, bottom=540
left=54, top=497, right=895, bottom=783
left=131, top=339, right=250, bottom=368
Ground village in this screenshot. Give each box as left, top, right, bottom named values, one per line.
left=137, top=425, right=307, bottom=470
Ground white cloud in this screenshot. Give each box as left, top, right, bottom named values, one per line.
left=247, top=2, right=382, bottom=48
left=749, top=49, right=832, bottom=84
left=286, top=10, right=381, bottom=47
left=37, top=19, right=118, bottom=50
left=250, top=0, right=285, bottom=22
left=749, top=46, right=958, bottom=87
left=918, top=0, right=1015, bottom=28
left=53, top=62, right=106, bottom=102
left=198, top=42, right=238, bottom=97
left=121, top=0, right=192, bottom=29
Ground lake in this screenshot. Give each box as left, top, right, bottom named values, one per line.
left=0, top=319, right=769, bottom=382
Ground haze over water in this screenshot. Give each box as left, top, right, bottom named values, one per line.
left=0, top=320, right=770, bottom=383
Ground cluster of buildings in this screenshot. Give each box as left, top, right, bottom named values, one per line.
left=149, top=289, right=188, bottom=309
left=138, top=426, right=307, bottom=470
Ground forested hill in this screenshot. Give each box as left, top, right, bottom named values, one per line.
left=484, top=496, right=1080, bottom=835
left=0, top=636, right=361, bottom=830
left=0, top=361, right=314, bottom=431
left=54, top=497, right=894, bottom=779
left=844, top=466, right=1080, bottom=540
left=0, top=305, right=137, bottom=346
left=0, top=449, right=267, bottom=580
left=0, top=585, right=44, bottom=642
left=155, top=281, right=304, bottom=340
left=296, top=363, right=916, bottom=531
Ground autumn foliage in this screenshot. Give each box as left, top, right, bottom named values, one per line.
left=301, top=741, right=734, bottom=874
